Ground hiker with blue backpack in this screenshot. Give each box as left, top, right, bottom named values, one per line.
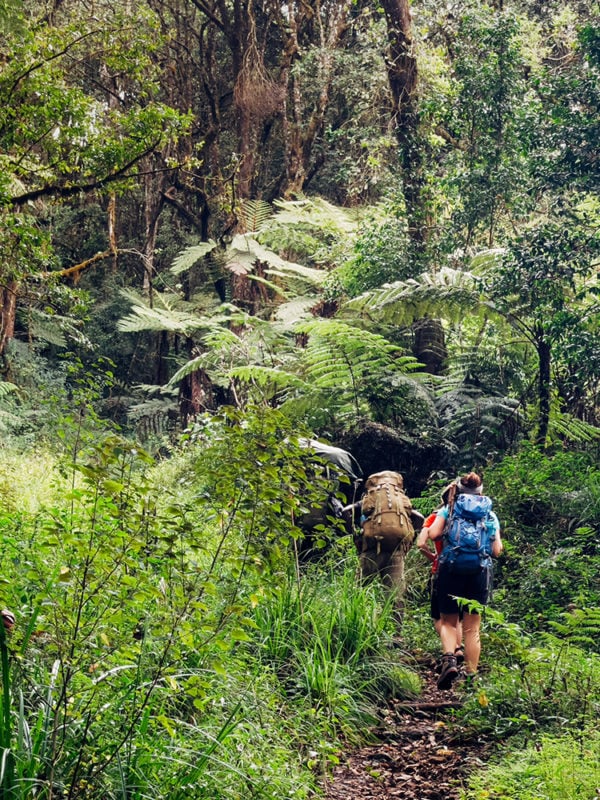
left=420, top=472, right=503, bottom=690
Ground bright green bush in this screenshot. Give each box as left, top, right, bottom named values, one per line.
left=463, top=728, right=600, bottom=800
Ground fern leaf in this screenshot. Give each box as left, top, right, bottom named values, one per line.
left=226, top=235, right=324, bottom=289
left=344, top=267, right=485, bottom=327
left=469, top=248, right=505, bottom=274
left=228, top=365, right=304, bottom=390
left=170, top=241, right=218, bottom=275
left=27, top=309, right=67, bottom=347
left=167, top=356, right=207, bottom=387
left=273, top=299, right=321, bottom=326
left=117, top=304, right=211, bottom=335
left=266, top=263, right=325, bottom=291
left=272, top=198, right=360, bottom=236
left=549, top=412, right=600, bottom=443
left=0, top=381, right=18, bottom=398
left=237, top=200, right=273, bottom=234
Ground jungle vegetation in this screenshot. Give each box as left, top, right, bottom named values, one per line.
left=0, top=0, right=599, bottom=797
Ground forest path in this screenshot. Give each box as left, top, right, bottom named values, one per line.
left=323, top=657, right=494, bottom=800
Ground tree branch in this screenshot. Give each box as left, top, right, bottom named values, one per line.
left=9, top=140, right=165, bottom=208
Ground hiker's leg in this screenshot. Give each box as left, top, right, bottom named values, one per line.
left=359, top=549, right=379, bottom=585
left=439, top=612, right=461, bottom=654
left=453, top=614, right=464, bottom=661
left=382, top=549, right=406, bottom=624
left=456, top=617, right=463, bottom=650
left=429, top=574, right=442, bottom=636
left=462, top=612, right=481, bottom=674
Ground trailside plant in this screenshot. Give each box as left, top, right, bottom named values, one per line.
left=252, top=557, right=421, bottom=744
left=456, top=609, right=600, bottom=741
left=1, top=420, right=316, bottom=798
left=461, top=728, right=600, bottom=800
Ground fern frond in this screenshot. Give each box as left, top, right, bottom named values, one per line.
left=272, top=198, right=360, bottom=236
left=118, top=288, right=247, bottom=335
left=266, top=262, right=325, bottom=293
left=469, top=248, right=505, bottom=274
left=0, top=381, right=18, bottom=398
left=117, top=304, right=211, bottom=335
left=237, top=199, right=273, bottom=234
left=547, top=607, right=600, bottom=650
left=25, top=308, right=67, bottom=347
left=549, top=412, right=600, bottom=443
left=228, top=365, right=305, bottom=390
left=295, top=319, right=421, bottom=402
left=272, top=299, right=317, bottom=326
left=167, top=356, right=207, bottom=388
left=132, top=383, right=178, bottom=397
left=226, top=234, right=325, bottom=290
left=167, top=328, right=245, bottom=388
left=170, top=241, right=218, bottom=275
left=344, top=267, right=485, bottom=327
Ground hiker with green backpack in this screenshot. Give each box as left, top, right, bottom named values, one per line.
left=421, top=472, right=503, bottom=690
left=354, top=470, right=424, bottom=624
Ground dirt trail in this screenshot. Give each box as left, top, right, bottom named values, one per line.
left=323, top=658, right=493, bottom=800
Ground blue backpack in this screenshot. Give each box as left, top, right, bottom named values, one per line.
left=439, top=494, right=494, bottom=575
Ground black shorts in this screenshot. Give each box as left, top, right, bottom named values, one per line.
left=429, top=573, right=464, bottom=621
left=436, top=562, right=492, bottom=616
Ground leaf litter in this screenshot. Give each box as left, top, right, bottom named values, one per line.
left=323, top=656, right=493, bottom=800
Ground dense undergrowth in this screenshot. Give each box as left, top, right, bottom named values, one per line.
left=0, top=408, right=598, bottom=798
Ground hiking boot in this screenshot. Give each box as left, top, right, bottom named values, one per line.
left=437, top=653, right=458, bottom=690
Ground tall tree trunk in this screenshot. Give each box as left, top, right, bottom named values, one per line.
left=380, top=0, right=424, bottom=256
left=536, top=336, right=551, bottom=447
left=381, top=0, right=447, bottom=374
left=0, top=281, right=17, bottom=356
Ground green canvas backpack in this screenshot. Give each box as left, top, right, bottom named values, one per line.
left=360, top=470, right=415, bottom=551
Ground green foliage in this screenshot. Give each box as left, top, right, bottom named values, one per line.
left=282, top=318, right=424, bottom=426
left=0, top=400, right=444, bottom=797
left=344, top=266, right=484, bottom=328
left=170, top=241, right=218, bottom=276
left=335, top=208, right=414, bottom=296
left=443, top=8, right=534, bottom=243
left=462, top=729, right=600, bottom=800
left=258, top=198, right=360, bottom=267
left=252, top=565, right=420, bottom=739
left=454, top=610, right=600, bottom=739
left=486, top=445, right=600, bottom=625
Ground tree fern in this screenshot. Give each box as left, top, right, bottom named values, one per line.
left=0, top=381, right=17, bottom=399
left=228, top=365, right=306, bottom=391
left=547, top=607, right=600, bottom=652
left=117, top=301, right=211, bottom=336
left=284, top=318, right=423, bottom=420
left=117, top=290, right=245, bottom=336
left=225, top=234, right=325, bottom=290
left=271, top=197, right=360, bottom=236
